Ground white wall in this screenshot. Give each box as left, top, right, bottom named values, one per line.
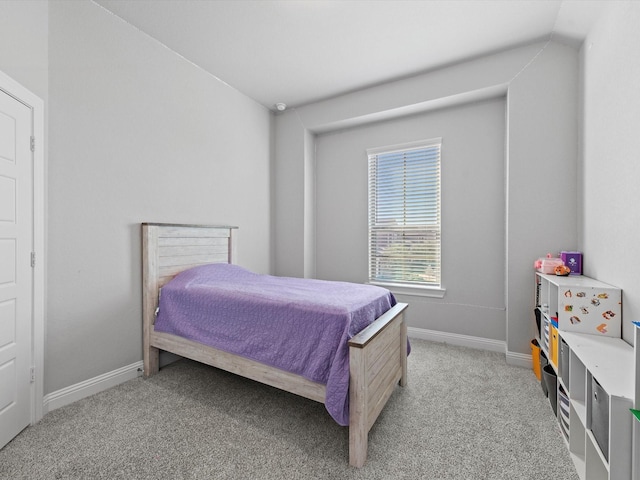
left=46, top=1, right=272, bottom=394
left=506, top=41, right=579, bottom=357
left=580, top=0, right=640, bottom=345
left=315, top=98, right=506, bottom=339
left=275, top=40, right=579, bottom=356
left=579, top=3, right=640, bottom=470
left=274, top=112, right=306, bottom=277
left=0, top=0, right=48, bottom=101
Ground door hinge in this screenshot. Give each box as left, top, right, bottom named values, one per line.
left=30, top=367, right=35, bottom=383
left=30, top=252, right=36, bottom=268
left=30, top=136, right=35, bottom=152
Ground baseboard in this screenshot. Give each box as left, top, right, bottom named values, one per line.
left=41, top=332, right=531, bottom=414
left=505, top=350, right=533, bottom=369
left=407, top=327, right=534, bottom=370
left=407, top=326, right=506, bottom=353
left=43, top=361, right=143, bottom=413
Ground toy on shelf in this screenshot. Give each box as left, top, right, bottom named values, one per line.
left=554, top=265, right=571, bottom=276
left=534, top=253, right=564, bottom=274
left=560, top=251, right=582, bottom=275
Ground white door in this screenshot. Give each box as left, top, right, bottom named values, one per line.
left=0, top=88, right=33, bottom=449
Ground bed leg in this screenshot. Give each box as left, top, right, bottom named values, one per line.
left=349, top=344, right=367, bottom=467
left=144, top=346, right=159, bottom=377
left=400, top=317, right=408, bottom=387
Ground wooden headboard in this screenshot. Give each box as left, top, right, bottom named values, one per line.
left=141, top=223, right=237, bottom=334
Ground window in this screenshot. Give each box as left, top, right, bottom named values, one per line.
left=367, top=139, right=441, bottom=289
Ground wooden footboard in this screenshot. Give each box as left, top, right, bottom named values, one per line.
left=142, top=223, right=408, bottom=467
left=348, top=302, right=408, bottom=467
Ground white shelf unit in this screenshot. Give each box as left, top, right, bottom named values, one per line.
left=561, top=331, right=634, bottom=480
left=534, top=273, right=634, bottom=480
left=535, top=273, right=622, bottom=338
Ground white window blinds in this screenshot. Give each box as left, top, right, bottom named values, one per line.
left=367, top=139, right=441, bottom=287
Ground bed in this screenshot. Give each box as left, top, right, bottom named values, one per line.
left=141, top=223, right=408, bottom=467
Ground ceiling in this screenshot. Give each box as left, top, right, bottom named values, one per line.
left=94, top=0, right=607, bottom=111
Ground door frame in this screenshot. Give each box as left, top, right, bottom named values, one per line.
left=0, top=69, right=45, bottom=424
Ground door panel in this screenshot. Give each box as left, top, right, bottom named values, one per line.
left=0, top=89, right=32, bottom=449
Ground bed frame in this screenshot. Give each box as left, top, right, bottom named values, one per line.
left=141, top=223, right=408, bottom=467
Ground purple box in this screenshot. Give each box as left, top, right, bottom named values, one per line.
left=561, top=251, right=582, bottom=275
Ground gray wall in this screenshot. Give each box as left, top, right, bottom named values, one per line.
left=506, top=41, right=579, bottom=356
left=274, top=41, right=579, bottom=357
left=580, top=1, right=640, bottom=345
left=44, top=1, right=272, bottom=394
left=0, top=0, right=599, bottom=397
left=315, top=98, right=506, bottom=338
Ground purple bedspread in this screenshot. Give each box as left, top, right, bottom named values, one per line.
left=154, top=263, right=396, bottom=426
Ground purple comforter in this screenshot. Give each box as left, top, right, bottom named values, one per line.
left=154, top=263, right=396, bottom=426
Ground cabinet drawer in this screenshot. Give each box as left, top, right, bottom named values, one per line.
left=558, top=384, right=570, bottom=441
left=542, top=318, right=550, bottom=352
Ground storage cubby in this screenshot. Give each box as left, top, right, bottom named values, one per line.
left=585, top=434, right=609, bottom=480
left=569, top=349, right=587, bottom=424
left=569, top=403, right=586, bottom=477
left=534, top=274, right=634, bottom=480
left=558, top=331, right=633, bottom=480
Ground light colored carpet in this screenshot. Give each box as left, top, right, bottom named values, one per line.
left=0, top=339, right=579, bottom=479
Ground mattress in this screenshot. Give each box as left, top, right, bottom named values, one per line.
left=154, top=263, right=397, bottom=425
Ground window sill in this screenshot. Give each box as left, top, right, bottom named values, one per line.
left=369, top=281, right=446, bottom=298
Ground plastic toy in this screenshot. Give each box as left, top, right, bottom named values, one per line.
left=534, top=253, right=564, bottom=274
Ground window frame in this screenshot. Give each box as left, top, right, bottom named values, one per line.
left=366, top=138, right=445, bottom=298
